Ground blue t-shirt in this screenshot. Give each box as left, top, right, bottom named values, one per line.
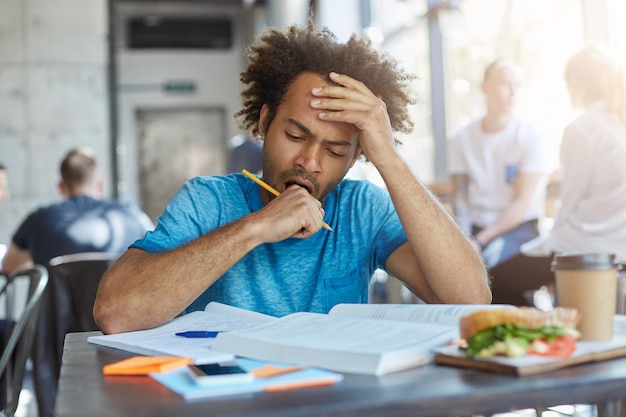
left=132, top=173, right=407, bottom=317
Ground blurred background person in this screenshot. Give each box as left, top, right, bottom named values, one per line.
left=227, top=127, right=263, bottom=175
left=448, top=58, right=550, bottom=270
left=0, top=163, right=8, bottom=261
left=0, top=163, right=8, bottom=206
left=1, top=147, right=154, bottom=274
left=522, top=43, right=626, bottom=262
left=492, top=43, right=626, bottom=306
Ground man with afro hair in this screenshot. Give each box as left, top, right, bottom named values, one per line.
left=95, top=21, right=490, bottom=334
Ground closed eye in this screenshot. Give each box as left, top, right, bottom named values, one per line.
left=286, top=132, right=305, bottom=141
left=325, top=147, right=345, bottom=157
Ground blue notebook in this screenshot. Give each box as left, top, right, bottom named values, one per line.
left=150, top=358, right=343, bottom=400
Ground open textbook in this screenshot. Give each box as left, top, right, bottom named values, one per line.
left=211, top=303, right=511, bottom=375
left=88, top=302, right=507, bottom=373
left=88, top=302, right=276, bottom=363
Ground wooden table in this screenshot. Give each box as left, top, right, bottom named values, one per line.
left=55, top=331, right=626, bottom=417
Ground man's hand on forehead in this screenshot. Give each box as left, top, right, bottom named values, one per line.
left=310, top=72, right=396, bottom=164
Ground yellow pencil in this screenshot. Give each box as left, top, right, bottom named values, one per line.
left=241, top=169, right=333, bottom=232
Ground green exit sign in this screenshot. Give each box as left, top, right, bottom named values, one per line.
left=163, top=81, right=196, bottom=93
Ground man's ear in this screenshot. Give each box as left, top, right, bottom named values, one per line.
left=481, top=80, right=489, bottom=95
left=258, top=104, right=269, bottom=136
left=58, top=181, right=69, bottom=198
left=95, top=177, right=104, bottom=198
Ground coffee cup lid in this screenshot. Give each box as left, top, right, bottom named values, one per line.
left=551, top=252, right=619, bottom=271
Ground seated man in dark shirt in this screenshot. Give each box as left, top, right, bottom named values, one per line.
left=2, top=146, right=153, bottom=273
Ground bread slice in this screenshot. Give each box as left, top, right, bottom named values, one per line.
left=460, top=307, right=580, bottom=339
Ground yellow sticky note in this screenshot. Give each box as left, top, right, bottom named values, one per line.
left=250, top=364, right=302, bottom=378
left=103, top=356, right=191, bottom=375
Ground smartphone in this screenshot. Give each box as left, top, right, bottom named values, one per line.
left=187, top=363, right=254, bottom=387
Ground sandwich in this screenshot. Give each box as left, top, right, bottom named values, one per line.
left=460, top=307, right=580, bottom=358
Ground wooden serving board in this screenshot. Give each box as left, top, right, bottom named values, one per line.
left=434, top=339, right=626, bottom=376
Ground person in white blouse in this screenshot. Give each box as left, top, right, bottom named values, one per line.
left=523, top=43, right=626, bottom=261
left=493, top=43, right=626, bottom=305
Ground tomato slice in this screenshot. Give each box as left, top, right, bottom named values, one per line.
left=528, top=334, right=577, bottom=358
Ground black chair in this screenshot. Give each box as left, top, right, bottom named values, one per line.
left=0, top=266, right=48, bottom=417
left=488, top=254, right=555, bottom=306
left=32, top=252, right=118, bottom=417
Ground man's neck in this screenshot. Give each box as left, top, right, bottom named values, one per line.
left=481, top=111, right=513, bottom=133
left=65, top=187, right=100, bottom=200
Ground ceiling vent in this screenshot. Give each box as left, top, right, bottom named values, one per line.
left=127, top=16, right=233, bottom=49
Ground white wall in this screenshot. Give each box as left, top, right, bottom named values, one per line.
left=0, top=0, right=109, bottom=246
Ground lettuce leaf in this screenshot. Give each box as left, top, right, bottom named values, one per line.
left=466, top=324, right=568, bottom=357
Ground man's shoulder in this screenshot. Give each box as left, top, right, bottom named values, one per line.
left=185, top=173, right=248, bottom=192
left=29, top=198, right=76, bottom=217
left=451, top=119, right=481, bottom=142
left=15, top=204, right=48, bottom=226
left=512, top=116, right=543, bottom=139
left=84, top=198, right=149, bottom=224
left=15, top=198, right=82, bottom=230
left=177, top=174, right=251, bottom=208
left=99, top=197, right=143, bottom=212
left=504, top=119, right=545, bottom=156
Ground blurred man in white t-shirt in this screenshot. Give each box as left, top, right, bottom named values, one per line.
left=448, top=59, right=549, bottom=270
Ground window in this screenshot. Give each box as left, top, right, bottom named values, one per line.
left=608, top=0, right=626, bottom=55
left=370, top=0, right=587, bottom=181
left=365, top=0, right=433, bottom=182
left=445, top=0, right=585, bottom=173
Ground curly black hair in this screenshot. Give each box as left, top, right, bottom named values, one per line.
left=234, top=20, right=416, bottom=142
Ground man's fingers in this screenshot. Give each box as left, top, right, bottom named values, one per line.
left=310, top=98, right=371, bottom=112
left=329, top=72, right=372, bottom=95
left=311, top=73, right=375, bottom=100
left=310, top=72, right=384, bottom=117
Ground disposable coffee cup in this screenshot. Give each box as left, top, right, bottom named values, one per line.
left=552, top=252, right=620, bottom=341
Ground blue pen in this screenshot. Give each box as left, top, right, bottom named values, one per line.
left=175, top=331, right=221, bottom=338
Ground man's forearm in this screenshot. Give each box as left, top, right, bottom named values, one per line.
left=378, top=158, right=491, bottom=304
left=1, top=243, right=33, bottom=275
left=474, top=201, right=528, bottom=246
left=94, top=216, right=263, bottom=334
left=475, top=172, right=546, bottom=246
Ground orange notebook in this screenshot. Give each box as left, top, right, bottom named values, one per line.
left=103, top=356, right=192, bottom=375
